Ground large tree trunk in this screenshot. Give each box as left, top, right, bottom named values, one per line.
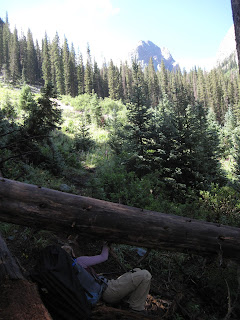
left=231, top=0, right=240, bottom=73
left=0, top=178, right=240, bottom=262
left=0, top=232, right=52, bottom=320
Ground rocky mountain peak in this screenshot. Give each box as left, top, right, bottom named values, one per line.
left=128, top=40, right=178, bottom=71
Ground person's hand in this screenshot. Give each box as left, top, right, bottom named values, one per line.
left=103, top=241, right=112, bottom=247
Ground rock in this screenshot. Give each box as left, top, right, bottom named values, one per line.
left=128, top=40, right=178, bottom=71
left=59, top=184, right=71, bottom=192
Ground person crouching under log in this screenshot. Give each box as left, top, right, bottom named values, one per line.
left=63, top=242, right=152, bottom=314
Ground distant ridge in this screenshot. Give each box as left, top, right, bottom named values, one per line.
left=216, top=25, right=237, bottom=65
left=128, top=40, right=179, bottom=71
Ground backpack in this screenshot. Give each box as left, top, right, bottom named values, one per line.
left=30, top=245, right=93, bottom=320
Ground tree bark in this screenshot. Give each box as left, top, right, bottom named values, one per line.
left=231, top=0, right=240, bottom=74
left=0, top=232, right=24, bottom=281
left=0, top=232, right=52, bottom=320
left=0, top=178, right=240, bottom=262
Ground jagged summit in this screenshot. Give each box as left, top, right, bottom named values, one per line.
left=128, top=40, right=178, bottom=71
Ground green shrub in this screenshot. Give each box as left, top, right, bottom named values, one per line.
left=200, top=184, right=240, bottom=226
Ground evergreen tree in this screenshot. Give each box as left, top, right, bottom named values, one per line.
left=124, top=61, right=151, bottom=175
left=145, top=57, right=159, bottom=106
left=9, top=27, right=21, bottom=83
left=123, top=61, right=133, bottom=102
left=19, top=84, right=36, bottom=112
left=108, top=108, right=126, bottom=155
left=62, top=37, right=71, bottom=95
left=108, top=60, right=122, bottom=100
left=2, top=13, right=11, bottom=81
left=151, top=99, right=223, bottom=198
left=158, top=60, right=168, bottom=97
left=74, top=117, right=95, bottom=152
left=23, top=82, right=62, bottom=137
left=100, top=60, right=109, bottom=98
left=77, top=52, right=84, bottom=95
left=0, top=18, right=4, bottom=72
left=100, top=61, right=109, bottom=98
left=120, top=61, right=127, bottom=100
left=84, top=44, right=93, bottom=94
left=207, top=69, right=225, bottom=123
left=232, top=126, right=240, bottom=183
left=108, top=59, right=117, bottom=100
left=42, top=33, right=51, bottom=85
left=220, top=106, right=238, bottom=156
left=50, top=32, right=64, bottom=95
left=93, top=60, right=102, bottom=96
left=26, top=29, right=37, bottom=84
left=182, top=103, right=222, bottom=189
left=19, top=33, right=28, bottom=82
left=148, top=96, right=177, bottom=175
left=69, top=43, right=77, bottom=96
left=197, top=68, right=208, bottom=108
left=35, top=40, right=42, bottom=83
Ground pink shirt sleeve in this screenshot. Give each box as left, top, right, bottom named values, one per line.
left=76, top=245, right=109, bottom=268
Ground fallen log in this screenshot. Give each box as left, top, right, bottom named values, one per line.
left=0, top=232, right=52, bottom=320
left=0, top=178, right=240, bottom=263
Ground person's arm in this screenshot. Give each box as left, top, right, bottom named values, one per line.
left=76, top=244, right=109, bottom=268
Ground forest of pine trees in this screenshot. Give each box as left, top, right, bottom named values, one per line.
left=0, top=14, right=240, bottom=126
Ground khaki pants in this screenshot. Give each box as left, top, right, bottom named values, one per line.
left=102, top=268, right=151, bottom=311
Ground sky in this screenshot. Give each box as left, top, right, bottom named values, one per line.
left=0, top=0, right=234, bottom=71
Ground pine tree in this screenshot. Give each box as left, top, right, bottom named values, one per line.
left=108, top=59, right=117, bottom=100
left=26, top=29, right=38, bottom=84
left=100, top=60, right=109, bottom=98
left=51, top=32, right=64, bottom=95
left=108, top=60, right=122, bottom=100
left=35, top=40, right=42, bottom=83
left=93, top=60, right=102, bottom=97
left=232, top=126, right=240, bottom=182
left=182, top=103, right=222, bottom=189
left=42, top=33, right=51, bottom=85
left=125, top=60, right=151, bottom=174
left=19, top=84, right=36, bottom=112
left=9, top=27, right=21, bottom=83
left=77, top=52, right=84, bottom=95
left=220, top=106, right=238, bottom=156
left=145, top=57, right=159, bottom=106
left=0, top=18, right=4, bottom=72
left=23, top=83, right=62, bottom=137
left=84, top=44, right=93, bottom=94
left=62, top=37, right=71, bottom=95
left=19, top=32, right=28, bottom=83
left=148, top=96, right=177, bottom=174
left=69, top=43, right=77, bottom=96
left=197, top=68, right=208, bottom=108
left=159, top=60, right=168, bottom=97
left=2, top=13, right=11, bottom=81
left=207, top=69, right=224, bottom=123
